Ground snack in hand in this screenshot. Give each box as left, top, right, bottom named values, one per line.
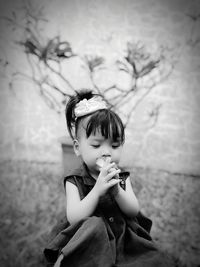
left=96, top=156, right=119, bottom=179
left=96, top=156, right=111, bottom=169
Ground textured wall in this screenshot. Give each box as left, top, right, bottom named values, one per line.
left=0, top=0, right=200, bottom=175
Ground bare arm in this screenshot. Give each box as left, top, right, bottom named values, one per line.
left=65, top=163, right=120, bottom=224
left=65, top=181, right=100, bottom=224
left=114, top=177, right=139, bottom=217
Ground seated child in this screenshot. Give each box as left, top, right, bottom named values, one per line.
left=44, top=89, right=175, bottom=267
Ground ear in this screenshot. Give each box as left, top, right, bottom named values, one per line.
left=73, top=139, right=81, bottom=156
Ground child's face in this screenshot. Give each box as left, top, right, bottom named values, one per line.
left=74, top=128, right=123, bottom=178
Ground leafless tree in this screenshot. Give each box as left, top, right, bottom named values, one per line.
left=1, top=0, right=176, bottom=126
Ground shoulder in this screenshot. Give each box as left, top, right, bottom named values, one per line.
left=63, top=164, right=85, bottom=186
left=64, top=175, right=84, bottom=188
left=64, top=168, right=91, bottom=200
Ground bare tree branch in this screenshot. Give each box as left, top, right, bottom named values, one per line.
left=3, top=0, right=176, bottom=127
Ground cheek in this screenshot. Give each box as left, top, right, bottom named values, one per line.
left=113, top=148, right=122, bottom=159
left=80, top=145, right=97, bottom=160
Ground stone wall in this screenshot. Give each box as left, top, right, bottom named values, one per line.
left=0, top=0, right=200, bottom=175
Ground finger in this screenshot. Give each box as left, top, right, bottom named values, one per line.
left=109, top=167, right=120, bottom=173
left=100, top=162, right=116, bottom=175
left=104, top=162, right=116, bottom=172
left=105, top=169, right=121, bottom=182
left=107, top=179, right=120, bottom=188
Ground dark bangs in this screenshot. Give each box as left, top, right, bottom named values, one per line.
left=85, top=109, right=125, bottom=143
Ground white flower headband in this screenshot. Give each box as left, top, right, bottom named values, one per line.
left=74, top=96, right=107, bottom=119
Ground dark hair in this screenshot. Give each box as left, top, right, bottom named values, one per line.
left=65, top=90, right=125, bottom=143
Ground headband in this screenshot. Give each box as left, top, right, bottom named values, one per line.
left=74, top=96, right=107, bottom=119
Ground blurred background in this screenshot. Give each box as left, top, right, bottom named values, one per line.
left=0, top=0, right=200, bottom=266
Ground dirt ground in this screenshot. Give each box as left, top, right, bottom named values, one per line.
left=0, top=160, right=199, bottom=267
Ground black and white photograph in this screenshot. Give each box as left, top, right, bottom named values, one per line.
left=0, top=0, right=199, bottom=266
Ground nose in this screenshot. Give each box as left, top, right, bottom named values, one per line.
left=101, top=145, right=111, bottom=157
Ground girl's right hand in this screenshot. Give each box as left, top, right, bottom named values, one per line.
left=93, top=162, right=121, bottom=197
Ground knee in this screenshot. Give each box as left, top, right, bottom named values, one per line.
left=87, top=216, right=105, bottom=231
left=89, top=216, right=104, bottom=225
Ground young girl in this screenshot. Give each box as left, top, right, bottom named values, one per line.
left=44, top=90, right=174, bottom=267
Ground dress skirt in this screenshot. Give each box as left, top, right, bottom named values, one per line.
left=44, top=215, right=174, bottom=267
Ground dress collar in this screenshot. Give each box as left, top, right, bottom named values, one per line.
left=82, top=163, right=97, bottom=186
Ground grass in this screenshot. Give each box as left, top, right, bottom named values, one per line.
left=0, top=160, right=65, bottom=267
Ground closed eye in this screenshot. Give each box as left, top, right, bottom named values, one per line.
left=112, top=143, right=121, bottom=149
left=91, top=144, right=100, bottom=148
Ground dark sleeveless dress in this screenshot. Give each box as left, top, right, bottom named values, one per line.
left=44, top=163, right=174, bottom=267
